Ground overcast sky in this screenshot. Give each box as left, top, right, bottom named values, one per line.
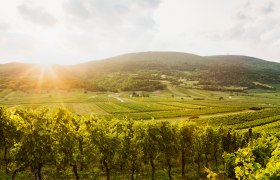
left=0, top=0, right=280, bottom=65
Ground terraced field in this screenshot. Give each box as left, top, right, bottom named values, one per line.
left=158, top=102, right=206, bottom=109
left=95, top=102, right=134, bottom=113
left=244, top=120, right=280, bottom=132
left=229, top=115, right=280, bottom=130
left=63, top=103, right=109, bottom=115
left=207, top=108, right=280, bottom=126
left=115, top=102, right=181, bottom=112
left=1, top=86, right=280, bottom=132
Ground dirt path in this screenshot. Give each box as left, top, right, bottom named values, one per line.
left=108, top=94, right=125, bottom=102
left=166, top=85, right=187, bottom=97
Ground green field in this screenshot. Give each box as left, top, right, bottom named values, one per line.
left=1, top=85, right=280, bottom=132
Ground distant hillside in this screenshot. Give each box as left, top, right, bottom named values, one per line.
left=203, top=55, right=280, bottom=87
left=1, top=52, right=280, bottom=91
left=72, top=52, right=209, bottom=76
left=73, top=52, right=280, bottom=75
left=206, top=55, right=280, bottom=71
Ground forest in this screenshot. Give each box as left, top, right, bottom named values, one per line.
left=0, top=106, right=279, bottom=180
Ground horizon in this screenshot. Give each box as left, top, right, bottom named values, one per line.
left=0, top=0, right=280, bottom=65
left=0, top=51, right=276, bottom=66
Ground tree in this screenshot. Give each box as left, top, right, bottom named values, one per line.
left=202, top=127, right=212, bottom=168
left=157, top=122, right=179, bottom=179
left=86, top=118, right=120, bottom=180
left=203, top=127, right=222, bottom=169
left=234, top=148, right=261, bottom=179
left=139, top=121, right=161, bottom=180
left=51, top=108, right=85, bottom=180
left=192, top=128, right=204, bottom=174
left=11, top=107, right=52, bottom=180
left=0, top=106, right=22, bottom=175
left=212, top=127, right=222, bottom=170
left=256, top=146, right=280, bottom=178
left=118, top=120, right=143, bottom=180
left=178, top=122, right=197, bottom=178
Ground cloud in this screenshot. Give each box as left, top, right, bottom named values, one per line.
left=63, top=0, right=91, bottom=19
left=262, top=1, right=274, bottom=14
left=0, top=32, right=42, bottom=63
left=0, top=0, right=280, bottom=64
left=59, top=0, right=162, bottom=61
left=63, top=0, right=161, bottom=30
left=225, top=0, right=280, bottom=44
left=17, top=4, right=57, bottom=27
left=0, top=22, right=11, bottom=31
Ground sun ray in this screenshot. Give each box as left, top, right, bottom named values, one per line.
left=31, top=63, right=65, bottom=107
left=5, top=65, right=37, bottom=90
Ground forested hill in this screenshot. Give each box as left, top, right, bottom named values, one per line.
left=72, top=52, right=280, bottom=74
left=71, top=52, right=209, bottom=74
left=0, top=51, right=280, bottom=91
left=70, top=52, right=280, bottom=89
left=206, top=55, right=280, bottom=72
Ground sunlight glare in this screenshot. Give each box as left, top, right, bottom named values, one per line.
left=35, top=61, right=60, bottom=92
left=37, top=62, right=51, bottom=69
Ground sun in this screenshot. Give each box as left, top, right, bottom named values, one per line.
left=37, top=62, right=51, bottom=69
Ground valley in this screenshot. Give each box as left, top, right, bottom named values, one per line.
left=1, top=52, right=280, bottom=179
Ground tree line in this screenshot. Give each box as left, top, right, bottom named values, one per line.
left=0, top=106, right=279, bottom=179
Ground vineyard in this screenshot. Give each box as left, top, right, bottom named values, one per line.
left=207, top=108, right=280, bottom=126
left=1, top=88, right=280, bottom=130
left=1, top=88, right=280, bottom=179
left=0, top=106, right=279, bottom=180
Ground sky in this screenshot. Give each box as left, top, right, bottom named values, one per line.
left=0, top=0, right=280, bottom=65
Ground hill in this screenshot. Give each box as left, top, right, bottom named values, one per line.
left=0, top=52, right=280, bottom=91
left=70, top=52, right=280, bottom=90
left=73, top=52, right=280, bottom=74
left=71, top=52, right=209, bottom=76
